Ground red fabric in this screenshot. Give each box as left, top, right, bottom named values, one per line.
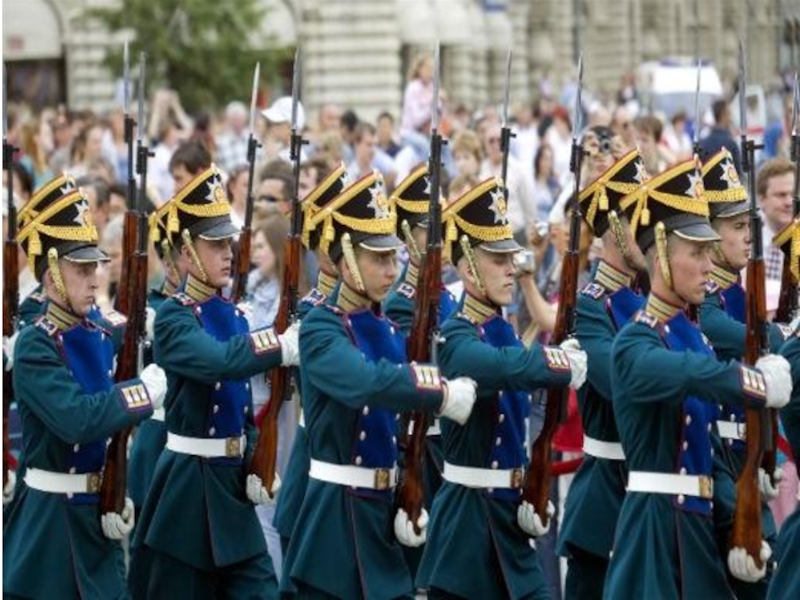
left=552, top=389, right=583, bottom=453
left=551, top=457, right=583, bottom=476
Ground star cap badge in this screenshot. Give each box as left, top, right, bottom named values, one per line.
left=686, top=170, right=705, bottom=199
left=489, top=186, right=508, bottom=224
left=368, top=181, right=390, bottom=218
left=719, top=157, right=741, bottom=188
left=73, top=198, right=92, bottom=227
left=205, top=175, right=227, bottom=204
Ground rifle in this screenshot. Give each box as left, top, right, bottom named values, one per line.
left=100, top=51, right=152, bottom=516
left=250, top=49, right=305, bottom=494
left=3, top=63, right=18, bottom=488
left=775, top=74, right=799, bottom=324
left=396, top=43, right=446, bottom=533
left=730, top=40, right=771, bottom=569
left=523, top=55, right=584, bottom=525
left=230, top=63, right=261, bottom=303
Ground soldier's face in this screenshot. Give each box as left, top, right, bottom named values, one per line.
left=667, top=237, right=714, bottom=305
left=352, top=248, right=398, bottom=303
left=49, top=259, right=100, bottom=317
left=713, top=214, right=750, bottom=271
left=472, top=248, right=516, bottom=307
left=190, top=237, right=233, bottom=289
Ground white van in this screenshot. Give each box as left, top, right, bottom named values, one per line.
left=636, top=57, right=723, bottom=122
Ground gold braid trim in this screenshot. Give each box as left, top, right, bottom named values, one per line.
left=391, top=164, right=428, bottom=200
left=607, top=210, right=632, bottom=264
left=404, top=262, right=419, bottom=288
left=319, top=211, right=397, bottom=255
left=301, top=162, right=346, bottom=207
left=709, top=265, right=739, bottom=290
left=448, top=213, right=513, bottom=243
left=19, top=173, right=75, bottom=224
left=47, top=248, right=68, bottom=302
left=773, top=219, right=800, bottom=282
left=317, top=270, right=338, bottom=297
left=394, top=197, right=429, bottom=214
left=46, top=300, right=81, bottom=331
left=402, top=219, right=422, bottom=263
left=341, top=233, right=365, bottom=293
left=704, top=187, right=747, bottom=204
left=463, top=293, right=498, bottom=323
left=645, top=293, right=682, bottom=322
left=460, top=235, right=485, bottom=295
left=595, top=258, right=633, bottom=293
left=182, top=229, right=208, bottom=283
left=655, top=222, right=673, bottom=290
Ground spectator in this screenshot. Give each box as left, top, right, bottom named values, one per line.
left=661, top=110, right=694, bottom=163
left=451, top=130, right=483, bottom=179
left=346, top=122, right=397, bottom=190
left=107, top=182, right=128, bottom=222
left=18, top=118, right=54, bottom=189
left=532, top=144, right=561, bottom=223
left=610, top=105, right=637, bottom=151
left=633, top=115, right=669, bottom=175
left=698, top=99, right=742, bottom=174
left=168, top=139, right=212, bottom=196
left=48, top=108, right=75, bottom=174
left=67, top=121, right=106, bottom=179
left=376, top=111, right=402, bottom=158
left=76, top=176, right=111, bottom=235
left=298, top=157, right=328, bottom=200
left=260, top=96, right=306, bottom=165
left=258, top=159, right=294, bottom=215
left=215, top=101, right=250, bottom=174
left=400, top=53, right=440, bottom=161
left=544, top=105, right=573, bottom=182
left=226, top=164, right=250, bottom=228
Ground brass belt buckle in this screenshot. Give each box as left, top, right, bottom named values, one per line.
left=225, top=437, right=241, bottom=458
left=374, top=468, right=391, bottom=491
left=698, top=475, right=714, bottom=499
left=86, top=472, right=102, bottom=494
left=510, top=468, right=524, bottom=489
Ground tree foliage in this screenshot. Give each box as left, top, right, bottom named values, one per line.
left=88, top=0, right=290, bottom=112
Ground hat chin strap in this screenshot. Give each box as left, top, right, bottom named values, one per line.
left=402, top=219, right=423, bottom=265
left=608, top=211, right=634, bottom=269
left=710, top=241, right=733, bottom=271
left=181, top=229, right=209, bottom=283
left=460, top=235, right=486, bottom=296
left=161, top=239, right=181, bottom=287
left=342, top=233, right=366, bottom=294
left=47, top=247, right=70, bottom=306
left=655, top=222, right=674, bottom=292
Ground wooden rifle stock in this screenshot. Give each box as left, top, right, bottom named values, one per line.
left=3, top=240, right=18, bottom=488
left=775, top=258, right=797, bottom=325
left=231, top=229, right=252, bottom=304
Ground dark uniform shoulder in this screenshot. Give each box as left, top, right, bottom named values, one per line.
left=580, top=281, right=607, bottom=300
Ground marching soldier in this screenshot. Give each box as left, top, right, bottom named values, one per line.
left=557, top=142, right=649, bottom=599
left=3, top=186, right=166, bottom=599
left=415, top=176, right=588, bottom=599
left=698, top=147, right=793, bottom=599
left=282, top=171, right=477, bottom=599
left=604, top=159, right=793, bottom=599
left=128, top=165, right=301, bottom=599
left=273, top=162, right=347, bottom=590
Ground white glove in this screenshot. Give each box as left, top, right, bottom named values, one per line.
left=278, top=321, right=300, bottom=367
left=145, top=306, right=156, bottom=342
left=139, top=364, right=167, bottom=410
left=560, top=338, right=587, bottom=390
left=728, top=541, right=771, bottom=583
left=394, top=508, right=429, bottom=547
left=101, top=497, right=135, bottom=540
left=758, top=466, right=783, bottom=502
left=518, top=499, right=555, bottom=538
left=246, top=472, right=281, bottom=505
left=3, top=470, right=16, bottom=505
left=236, top=302, right=254, bottom=327
left=439, top=377, right=477, bottom=425
left=3, top=332, right=19, bottom=372
left=755, top=354, right=793, bottom=409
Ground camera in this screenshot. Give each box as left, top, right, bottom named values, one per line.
left=513, top=250, right=536, bottom=275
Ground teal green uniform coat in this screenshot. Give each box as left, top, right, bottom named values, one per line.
left=283, top=292, right=446, bottom=600
left=557, top=274, right=644, bottom=562
left=416, top=294, right=573, bottom=599
left=768, top=329, right=800, bottom=599
left=130, top=286, right=285, bottom=580
left=3, top=306, right=154, bottom=600
left=604, top=300, right=770, bottom=600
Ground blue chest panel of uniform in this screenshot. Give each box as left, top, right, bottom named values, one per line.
left=439, top=289, right=458, bottom=325
left=662, top=312, right=719, bottom=516
left=194, top=296, right=251, bottom=439
left=606, top=287, right=645, bottom=331
left=719, top=284, right=747, bottom=452
left=60, top=323, right=114, bottom=503
left=345, top=309, right=406, bottom=480
left=481, top=315, right=530, bottom=501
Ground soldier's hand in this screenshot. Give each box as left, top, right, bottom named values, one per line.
left=101, top=497, right=135, bottom=540
left=560, top=338, right=587, bottom=390
left=279, top=322, right=301, bottom=367
left=728, top=541, right=771, bottom=583
left=394, top=508, right=428, bottom=547
left=145, top=306, right=157, bottom=342
left=246, top=473, right=281, bottom=505
left=758, top=466, right=783, bottom=501
left=756, top=354, right=792, bottom=409
left=3, top=332, right=19, bottom=372
left=517, top=500, right=554, bottom=537
left=140, top=364, right=168, bottom=410
left=3, top=470, right=16, bottom=505
left=439, top=377, right=477, bottom=425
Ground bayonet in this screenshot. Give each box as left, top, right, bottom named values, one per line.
left=502, top=49, right=512, bottom=129
left=137, top=52, right=146, bottom=145
left=249, top=62, right=260, bottom=138
left=573, top=54, right=584, bottom=144
left=432, top=43, right=440, bottom=133
left=123, top=42, right=130, bottom=117
left=693, top=58, right=702, bottom=153
left=291, top=49, right=300, bottom=135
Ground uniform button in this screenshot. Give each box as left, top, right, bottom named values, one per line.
left=664, top=325, right=671, bottom=334
left=680, top=467, right=687, bottom=475
left=491, top=461, right=499, bottom=469
left=362, top=406, right=370, bottom=416
left=495, top=437, right=502, bottom=446
left=359, top=431, right=366, bottom=441
left=73, top=444, right=80, bottom=453
left=215, top=382, right=221, bottom=391
left=69, top=466, right=76, bottom=474
left=355, top=456, right=363, bottom=466
left=710, top=448, right=714, bottom=457
left=209, top=427, right=216, bottom=436
left=728, top=439, right=734, bottom=446
left=108, top=370, right=114, bottom=378
left=67, top=492, right=74, bottom=499
left=389, top=326, right=395, bottom=335
left=100, top=333, right=106, bottom=341
left=498, top=414, right=505, bottom=423
left=685, top=415, right=692, bottom=426
left=682, top=441, right=689, bottom=451
left=245, top=382, right=250, bottom=390
left=488, top=488, right=494, bottom=493
left=213, top=405, right=219, bottom=414
left=677, top=494, right=685, bottom=504
left=392, top=436, right=397, bottom=444
left=730, top=414, right=736, bottom=422
left=707, top=423, right=712, bottom=432
left=244, top=406, right=249, bottom=414
left=196, top=307, right=203, bottom=315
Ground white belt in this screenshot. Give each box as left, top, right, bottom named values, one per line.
left=442, top=461, right=524, bottom=490
left=166, top=432, right=246, bottom=458
left=628, top=471, right=713, bottom=499
left=717, top=420, right=746, bottom=441
left=151, top=407, right=165, bottom=422
left=25, top=468, right=102, bottom=494
left=582, top=435, right=626, bottom=461
left=407, top=417, right=441, bottom=437
left=309, top=458, right=397, bottom=490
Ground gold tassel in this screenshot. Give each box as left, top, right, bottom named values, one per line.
left=655, top=222, right=672, bottom=290
left=460, top=235, right=485, bottom=295
left=162, top=239, right=180, bottom=284
left=342, top=233, right=365, bottom=293
left=48, top=247, right=68, bottom=303
left=182, top=229, right=208, bottom=283
left=608, top=211, right=631, bottom=262
left=402, top=219, right=422, bottom=264
left=168, top=204, right=180, bottom=234
left=29, top=229, right=42, bottom=258
left=150, top=213, right=162, bottom=243
left=598, top=187, right=609, bottom=211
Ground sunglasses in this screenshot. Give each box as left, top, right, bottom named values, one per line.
left=257, top=194, right=280, bottom=204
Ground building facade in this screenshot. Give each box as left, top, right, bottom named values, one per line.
left=3, top=0, right=799, bottom=121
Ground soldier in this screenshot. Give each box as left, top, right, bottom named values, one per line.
left=698, top=147, right=794, bottom=599
left=604, top=159, right=793, bottom=599
left=557, top=145, right=649, bottom=599
left=271, top=162, right=347, bottom=589
left=416, top=176, right=588, bottom=600
left=3, top=186, right=166, bottom=599
left=128, top=165, right=300, bottom=599
left=282, top=171, right=477, bottom=599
